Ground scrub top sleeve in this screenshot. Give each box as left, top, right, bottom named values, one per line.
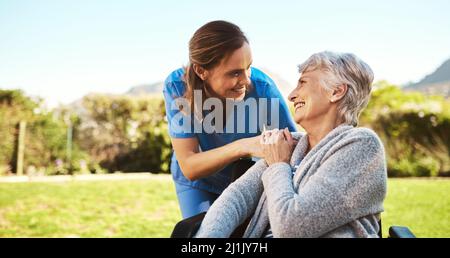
left=264, top=79, right=298, bottom=132
left=163, top=82, right=196, bottom=139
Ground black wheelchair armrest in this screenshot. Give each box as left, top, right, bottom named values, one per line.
left=171, top=212, right=207, bottom=238
left=388, top=226, right=416, bottom=238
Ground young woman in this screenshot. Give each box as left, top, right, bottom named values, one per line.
left=163, top=20, right=297, bottom=219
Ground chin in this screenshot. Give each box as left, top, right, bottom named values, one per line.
left=234, top=93, right=246, bottom=101
left=294, top=115, right=303, bottom=125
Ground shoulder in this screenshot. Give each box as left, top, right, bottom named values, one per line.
left=249, top=67, right=280, bottom=97
left=250, top=67, right=276, bottom=86
left=164, top=67, right=185, bottom=84
left=164, top=68, right=186, bottom=97
left=347, top=127, right=382, bottom=142
left=341, top=127, right=384, bottom=153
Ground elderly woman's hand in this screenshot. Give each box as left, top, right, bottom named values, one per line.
left=261, top=128, right=298, bottom=166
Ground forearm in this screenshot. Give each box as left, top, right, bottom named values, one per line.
left=180, top=139, right=247, bottom=181
left=261, top=163, right=309, bottom=237
left=195, top=160, right=267, bottom=237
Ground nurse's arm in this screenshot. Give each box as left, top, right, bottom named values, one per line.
left=171, top=136, right=259, bottom=181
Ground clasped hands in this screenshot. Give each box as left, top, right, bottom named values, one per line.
left=260, top=127, right=298, bottom=166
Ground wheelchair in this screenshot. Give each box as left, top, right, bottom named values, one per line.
left=171, top=159, right=415, bottom=238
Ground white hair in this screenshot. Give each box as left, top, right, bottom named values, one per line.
left=298, top=51, right=374, bottom=126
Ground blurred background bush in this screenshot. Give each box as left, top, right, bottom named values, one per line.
left=0, top=90, right=171, bottom=175
left=360, top=81, right=450, bottom=177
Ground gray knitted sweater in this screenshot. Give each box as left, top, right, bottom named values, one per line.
left=195, top=125, right=387, bottom=238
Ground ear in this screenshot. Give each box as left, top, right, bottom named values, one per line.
left=193, top=64, right=208, bottom=81
left=330, top=84, right=348, bottom=103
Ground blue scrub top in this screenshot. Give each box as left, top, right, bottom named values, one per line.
left=163, top=67, right=297, bottom=194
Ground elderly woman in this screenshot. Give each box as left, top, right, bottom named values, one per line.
left=194, top=51, right=387, bottom=238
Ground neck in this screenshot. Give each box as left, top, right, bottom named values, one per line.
left=302, top=110, right=345, bottom=152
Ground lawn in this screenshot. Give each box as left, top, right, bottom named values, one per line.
left=0, top=176, right=449, bottom=237
left=0, top=175, right=181, bottom=237
left=381, top=178, right=450, bottom=237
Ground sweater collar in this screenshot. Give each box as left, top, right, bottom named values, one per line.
left=290, top=124, right=354, bottom=167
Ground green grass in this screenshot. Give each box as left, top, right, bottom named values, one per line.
left=0, top=176, right=449, bottom=237
left=381, top=178, right=450, bottom=238
left=0, top=176, right=182, bottom=237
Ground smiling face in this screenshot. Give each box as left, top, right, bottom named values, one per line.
left=288, top=69, right=334, bottom=125
left=202, top=42, right=253, bottom=101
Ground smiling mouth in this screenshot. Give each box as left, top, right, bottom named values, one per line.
left=294, top=101, right=306, bottom=110
left=231, top=86, right=246, bottom=93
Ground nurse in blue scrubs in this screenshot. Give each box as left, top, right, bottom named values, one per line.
left=163, top=20, right=297, bottom=219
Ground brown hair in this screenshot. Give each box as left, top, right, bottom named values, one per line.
left=184, top=20, right=249, bottom=118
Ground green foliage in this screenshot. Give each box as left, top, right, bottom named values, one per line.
left=0, top=90, right=37, bottom=168
left=1, top=90, right=171, bottom=174
left=0, top=90, right=91, bottom=175
left=360, top=81, right=450, bottom=177
left=77, top=94, right=171, bottom=173
left=389, top=157, right=440, bottom=177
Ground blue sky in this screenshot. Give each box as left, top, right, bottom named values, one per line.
left=1, top=0, right=450, bottom=107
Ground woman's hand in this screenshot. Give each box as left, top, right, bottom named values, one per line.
left=261, top=128, right=298, bottom=166
left=237, top=135, right=265, bottom=158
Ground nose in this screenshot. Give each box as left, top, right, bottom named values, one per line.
left=241, top=69, right=251, bottom=86
left=288, top=89, right=297, bottom=103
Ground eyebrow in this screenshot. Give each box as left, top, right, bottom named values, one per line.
left=299, top=76, right=310, bottom=81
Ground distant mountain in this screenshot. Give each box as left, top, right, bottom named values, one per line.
left=126, top=82, right=164, bottom=96
left=404, top=58, right=450, bottom=97
left=414, top=59, right=450, bottom=85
